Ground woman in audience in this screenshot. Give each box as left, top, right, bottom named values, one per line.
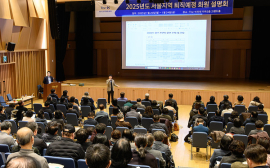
left=22, top=110, right=35, bottom=122
left=69, top=96, right=80, bottom=109
left=233, top=95, right=246, bottom=109
left=61, top=90, right=69, bottom=100
left=229, top=118, right=245, bottom=134
left=58, top=96, right=68, bottom=109
left=249, top=96, right=263, bottom=106
left=206, top=96, right=216, bottom=106
left=92, top=134, right=110, bottom=148
left=219, top=140, right=246, bottom=166
left=129, top=134, right=158, bottom=168
left=257, top=138, right=270, bottom=166
left=52, top=110, right=65, bottom=128
left=142, top=106, right=154, bottom=118
left=209, top=135, right=233, bottom=168
left=151, top=100, right=161, bottom=114
left=189, top=103, right=201, bottom=121
left=228, top=110, right=239, bottom=123
left=162, top=133, right=171, bottom=149
left=110, top=138, right=132, bottom=168
left=192, top=95, right=204, bottom=108
left=81, top=97, right=95, bottom=112
left=35, top=110, right=47, bottom=126
left=86, top=126, right=95, bottom=140
left=111, top=107, right=120, bottom=117
left=221, top=102, right=233, bottom=117
left=122, top=129, right=136, bottom=149
left=159, top=108, right=173, bottom=122
left=110, top=130, right=121, bottom=145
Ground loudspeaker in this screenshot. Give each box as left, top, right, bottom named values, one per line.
left=7, top=42, right=16, bottom=51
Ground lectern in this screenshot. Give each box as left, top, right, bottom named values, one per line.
left=43, top=82, right=61, bottom=102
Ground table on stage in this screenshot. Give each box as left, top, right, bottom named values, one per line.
left=7, top=96, right=35, bottom=109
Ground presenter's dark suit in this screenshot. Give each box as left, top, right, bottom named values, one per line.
left=43, top=76, right=53, bottom=84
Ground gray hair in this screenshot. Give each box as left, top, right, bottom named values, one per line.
left=117, top=113, right=124, bottom=120
left=153, top=131, right=164, bottom=141
left=1, top=121, right=12, bottom=130
left=17, top=129, right=34, bottom=146
left=25, top=122, right=38, bottom=133
left=146, top=133, right=154, bottom=147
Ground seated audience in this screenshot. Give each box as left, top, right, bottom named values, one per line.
left=126, top=105, right=141, bottom=123
left=5, top=104, right=15, bottom=119
left=66, top=102, right=79, bottom=118
left=35, top=110, right=47, bottom=126
left=229, top=118, right=245, bottom=134
left=257, top=138, right=270, bottom=167
left=142, top=93, right=152, bottom=104
left=110, top=129, right=121, bottom=145
left=69, top=96, right=80, bottom=110
left=143, top=106, right=154, bottom=118
left=0, top=105, right=7, bottom=121
left=85, top=144, right=111, bottom=168
left=110, top=98, right=120, bottom=109
left=90, top=123, right=111, bottom=145
left=209, top=135, right=233, bottom=168
left=149, top=114, right=169, bottom=135
left=81, top=92, right=95, bottom=110
left=16, top=100, right=28, bottom=121
left=219, top=95, right=232, bottom=109
left=41, top=102, right=53, bottom=119
left=166, top=93, right=178, bottom=113
left=164, top=100, right=176, bottom=114
left=193, top=118, right=209, bottom=134
left=111, top=107, right=120, bottom=117
left=129, top=134, right=158, bottom=168
left=160, top=108, right=173, bottom=122
left=95, top=104, right=109, bottom=121
left=7, top=127, right=49, bottom=168
left=45, top=96, right=56, bottom=109
left=248, top=120, right=265, bottom=136
left=61, top=90, right=69, bottom=100
left=58, top=96, right=68, bottom=109
left=6, top=156, right=39, bottom=168
left=25, top=122, right=47, bottom=154
left=233, top=95, right=246, bottom=108
left=42, top=121, right=61, bottom=143
left=228, top=110, right=239, bottom=123
left=208, top=110, right=225, bottom=127
left=123, top=100, right=133, bottom=107
left=188, top=107, right=208, bottom=127
left=243, top=111, right=259, bottom=126
left=243, top=144, right=268, bottom=168
left=115, top=113, right=132, bottom=129
left=110, top=138, right=132, bottom=168
left=219, top=140, right=246, bottom=166
left=206, top=96, right=216, bottom=106
left=152, top=131, right=171, bottom=162
left=75, top=128, right=92, bottom=152
left=84, top=112, right=98, bottom=125
left=189, top=102, right=201, bottom=120
left=249, top=96, right=263, bottom=107
left=146, top=133, right=166, bottom=168
left=52, top=110, right=65, bottom=128
left=86, top=126, right=95, bottom=140
left=122, top=129, right=136, bottom=149
left=151, top=100, right=162, bottom=114
left=193, top=95, right=204, bottom=108
left=46, top=124, right=85, bottom=162
left=135, top=98, right=146, bottom=109
left=0, top=121, right=17, bottom=148
left=257, top=104, right=267, bottom=114
left=221, top=102, right=233, bottom=117
left=49, top=89, right=59, bottom=101
left=93, top=133, right=110, bottom=148
left=22, top=110, right=35, bottom=122
left=117, top=92, right=128, bottom=101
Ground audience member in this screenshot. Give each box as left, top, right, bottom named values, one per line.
left=152, top=131, right=171, bottom=162
left=151, top=100, right=162, bottom=114
left=189, top=102, right=201, bottom=120
left=146, top=133, right=166, bottom=168
left=7, top=127, right=49, bottom=168
left=49, top=89, right=59, bottom=101
left=229, top=118, right=245, bottom=134
left=257, top=104, right=267, bottom=114
left=166, top=93, right=178, bottom=114
left=58, top=96, right=68, bottom=109
left=142, top=93, right=152, bottom=104
left=135, top=98, right=146, bottom=109
left=41, top=102, right=53, bottom=119
left=93, top=134, right=110, bottom=148
left=143, top=106, right=154, bottom=118
left=6, top=156, right=38, bottom=168
left=46, top=124, right=85, bottom=162
left=90, top=123, right=111, bottom=145
left=110, top=98, right=120, bottom=109
left=95, top=104, right=109, bottom=121
left=219, top=95, right=232, bottom=109
left=129, top=134, right=158, bottom=168
left=243, top=144, right=268, bottom=168
left=5, top=104, right=15, bottom=119
left=61, top=90, right=69, bottom=100
left=111, top=107, right=120, bottom=117
left=164, top=100, right=176, bottom=115
left=193, top=118, right=209, bottom=134
left=228, top=110, right=239, bottom=123
left=257, top=138, right=270, bottom=167
left=221, top=102, right=233, bottom=117
left=52, top=110, right=65, bottom=128
left=249, top=96, right=263, bottom=107
left=85, top=144, right=111, bottom=168
left=123, top=100, right=133, bottom=108
left=208, top=110, right=225, bottom=127
left=25, top=122, right=47, bottom=154
left=0, top=121, right=17, bottom=148
left=206, top=96, right=216, bottom=106
left=69, top=96, right=80, bottom=110
left=86, top=126, right=95, bottom=140
left=209, top=135, right=233, bottom=168
left=75, top=128, right=92, bottom=151
left=66, top=102, right=79, bottom=118
left=42, top=121, right=61, bottom=143
left=149, top=115, right=169, bottom=135
left=122, top=129, right=136, bottom=149
left=84, top=112, right=98, bottom=125
left=160, top=108, right=173, bottom=122
left=115, top=113, right=132, bottom=129
left=233, top=95, right=246, bottom=108
left=117, top=92, right=128, bottom=101
left=188, top=107, right=208, bottom=127
left=126, top=105, right=141, bottom=123
left=193, top=95, right=204, bottom=108
left=110, top=129, right=121, bottom=145
left=0, top=105, right=7, bottom=121
left=110, top=138, right=132, bottom=168
left=248, top=120, right=265, bottom=136
left=243, top=111, right=258, bottom=126
left=35, top=110, right=47, bottom=126
left=45, top=96, right=56, bottom=109
left=16, top=100, right=28, bottom=121
left=22, top=110, right=35, bottom=122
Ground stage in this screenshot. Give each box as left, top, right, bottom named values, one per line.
left=62, top=77, right=270, bottom=107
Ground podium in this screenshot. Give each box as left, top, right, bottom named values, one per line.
left=43, top=82, right=62, bottom=102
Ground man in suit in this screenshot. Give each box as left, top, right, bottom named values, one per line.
left=43, top=71, right=53, bottom=84
left=126, top=105, right=141, bottom=123
left=166, top=93, right=178, bottom=120
left=106, top=75, right=119, bottom=105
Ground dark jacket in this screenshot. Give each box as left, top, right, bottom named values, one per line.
left=142, top=113, right=154, bottom=118
left=189, top=109, right=199, bottom=121
left=16, top=105, right=28, bottom=121
left=5, top=107, right=14, bottom=119
left=42, top=133, right=61, bottom=143
left=219, top=100, right=232, bottom=109
left=0, top=113, right=7, bottom=121
left=166, top=98, right=178, bottom=112
left=149, top=122, right=169, bottom=135
left=219, top=154, right=246, bottom=167
left=66, top=109, right=79, bottom=118
left=188, top=114, right=208, bottom=127
left=76, top=141, right=92, bottom=152
left=49, top=93, right=59, bottom=101
left=41, top=107, right=53, bottom=119
left=257, top=109, right=267, bottom=114
left=208, top=116, right=225, bottom=127
left=126, top=109, right=141, bottom=123
left=129, top=150, right=158, bottom=168
left=46, top=137, right=85, bottom=162
left=229, top=127, right=245, bottom=134
left=35, top=118, right=47, bottom=126
left=43, top=76, right=53, bottom=84
left=34, top=136, right=47, bottom=154
left=152, top=141, right=171, bottom=162
left=84, top=118, right=98, bottom=125
left=115, top=121, right=132, bottom=129
left=209, top=149, right=231, bottom=168
left=45, top=100, right=56, bottom=109
left=243, top=117, right=258, bottom=126
left=159, top=114, right=172, bottom=122
left=52, top=118, right=65, bottom=128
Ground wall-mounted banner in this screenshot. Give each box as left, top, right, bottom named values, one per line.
left=95, top=0, right=234, bottom=17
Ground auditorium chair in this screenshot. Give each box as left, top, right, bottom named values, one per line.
left=77, top=159, right=88, bottom=168
left=6, top=94, right=12, bottom=101
left=142, top=101, right=151, bottom=107
left=234, top=105, right=246, bottom=114
left=81, top=106, right=91, bottom=118
left=226, top=122, right=233, bottom=133
left=116, top=127, right=129, bottom=135
left=233, top=134, right=248, bottom=147
left=66, top=113, right=79, bottom=126
left=0, top=144, right=10, bottom=153
left=206, top=104, right=218, bottom=113
left=191, top=132, right=209, bottom=160
left=137, top=108, right=145, bottom=115
left=245, top=123, right=256, bottom=135
left=131, top=101, right=137, bottom=105
left=117, top=100, right=126, bottom=108
left=220, top=163, right=231, bottom=168
left=209, top=121, right=223, bottom=133
left=37, top=85, right=43, bottom=97
left=4, top=153, right=11, bottom=160
left=0, top=154, right=4, bottom=167
left=42, top=149, right=47, bottom=156
left=0, top=96, right=8, bottom=108
left=44, top=112, right=50, bottom=120
left=75, top=98, right=79, bottom=105
left=224, top=113, right=231, bottom=125
left=97, top=117, right=109, bottom=126
left=207, top=112, right=215, bottom=121
left=141, top=118, right=154, bottom=131
left=248, top=106, right=258, bottom=113
left=125, top=117, right=138, bottom=128
left=44, top=156, right=75, bottom=168
left=36, top=122, right=46, bottom=134
left=264, top=124, right=270, bottom=136
left=105, top=126, right=113, bottom=139
left=156, top=157, right=160, bottom=168
left=33, top=103, right=42, bottom=113
left=97, top=98, right=107, bottom=108
left=49, top=104, right=55, bottom=112
left=4, top=120, right=17, bottom=134
left=109, top=107, right=113, bottom=116
left=134, top=128, right=147, bottom=134
left=73, top=105, right=79, bottom=113
left=168, top=110, right=174, bottom=122
left=258, top=114, right=268, bottom=125
left=84, top=125, right=95, bottom=129
left=56, top=104, right=67, bottom=116
left=111, top=116, right=117, bottom=129
left=18, top=121, right=28, bottom=128
left=153, top=109, right=160, bottom=115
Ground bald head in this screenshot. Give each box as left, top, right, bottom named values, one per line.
left=17, top=127, right=34, bottom=146
left=7, top=156, right=37, bottom=168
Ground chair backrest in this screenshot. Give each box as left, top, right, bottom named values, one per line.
left=97, top=98, right=107, bottom=108
left=56, top=104, right=67, bottom=116
left=0, top=96, right=7, bottom=106
left=156, top=157, right=160, bottom=168
left=84, top=125, right=95, bottom=129
left=258, top=114, right=268, bottom=125
left=207, top=104, right=218, bottom=113
left=97, top=117, right=109, bottom=126
left=131, top=101, right=137, bottom=105
left=264, top=124, right=270, bottom=136
left=117, top=100, right=126, bottom=108
left=142, top=101, right=151, bottom=107
left=152, top=129, right=165, bottom=134
left=81, top=106, right=91, bottom=118
left=0, top=154, right=4, bottom=167
left=233, top=134, right=248, bottom=147
left=207, top=112, right=215, bottom=121
left=66, top=113, right=78, bottom=126
left=77, top=159, right=88, bottom=168
left=220, top=163, right=231, bottom=168
left=226, top=122, right=234, bottom=133
left=33, top=103, right=42, bottom=113
left=127, top=164, right=150, bottom=168
left=234, top=105, right=246, bottom=114
left=137, top=108, right=145, bottom=115
left=73, top=105, right=79, bottom=113
left=224, top=113, right=231, bottom=124
left=42, top=149, right=47, bottom=156
left=49, top=104, right=55, bottom=112
left=116, top=127, right=129, bottom=135
left=44, top=156, right=75, bottom=168
left=248, top=106, right=258, bottom=113
left=134, top=128, right=147, bottom=134
left=168, top=110, right=174, bottom=122
left=5, top=153, right=11, bottom=160
left=239, top=113, right=245, bottom=124
left=5, top=120, right=17, bottom=134
left=153, top=109, right=160, bottom=115
left=142, top=118, right=154, bottom=131
left=245, top=123, right=256, bottom=135
left=209, top=121, right=223, bottom=133
left=111, top=116, right=118, bottom=129
left=18, top=121, right=28, bottom=128
left=36, top=122, right=46, bottom=134
left=44, top=112, right=50, bottom=120
left=109, top=107, right=114, bottom=116
left=75, top=98, right=79, bottom=105
left=125, top=117, right=138, bottom=128
left=105, top=126, right=113, bottom=139
left=192, top=132, right=208, bottom=148
left=0, top=144, right=10, bottom=153
left=7, top=94, right=12, bottom=101
left=52, top=97, right=57, bottom=104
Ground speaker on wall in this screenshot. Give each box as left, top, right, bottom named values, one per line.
left=7, top=42, right=16, bottom=51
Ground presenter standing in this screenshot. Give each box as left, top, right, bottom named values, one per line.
left=106, top=75, right=119, bottom=105
left=43, top=71, right=53, bottom=84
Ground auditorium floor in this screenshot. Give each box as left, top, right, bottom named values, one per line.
left=29, top=99, right=270, bottom=168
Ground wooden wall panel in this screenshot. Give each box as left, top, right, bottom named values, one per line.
left=9, top=0, right=29, bottom=27
left=28, top=18, right=45, bottom=49
left=11, top=26, right=21, bottom=45
left=0, top=64, right=16, bottom=100
left=27, top=0, right=37, bottom=18
left=16, top=27, right=31, bottom=49
left=100, top=22, right=121, bottom=33
left=212, top=20, right=243, bottom=31
left=0, top=0, right=11, bottom=19
left=211, top=32, right=252, bottom=40
left=33, top=0, right=46, bottom=19
left=0, top=19, right=13, bottom=49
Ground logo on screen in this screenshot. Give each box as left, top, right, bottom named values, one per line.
left=101, top=6, right=110, bottom=9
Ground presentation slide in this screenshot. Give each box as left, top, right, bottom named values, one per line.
left=122, top=15, right=211, bottom=70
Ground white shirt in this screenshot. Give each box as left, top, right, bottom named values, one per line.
left=48, top=77, right=51, bottom=84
